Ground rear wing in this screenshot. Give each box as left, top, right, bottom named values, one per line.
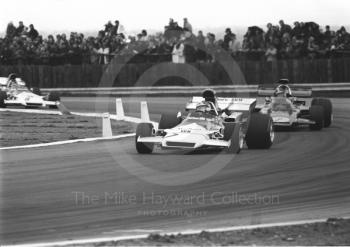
left=186, top=97, right=256, bottom=112
left=258, top=84, right=312, bottom=97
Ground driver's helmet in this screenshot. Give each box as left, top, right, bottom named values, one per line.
left=8, top=73, right=17, bottom=81
left=275, top=85, right=290, bottom=97
left=196, top=102, right=212, bottom=113
left=7, top=73, right=19, bottom=90
left=202, top=89, right=216, bottom=105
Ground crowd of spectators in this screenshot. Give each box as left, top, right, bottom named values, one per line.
left=0, top=20, right=127, bottom=65
left=243, top=21, right=350, bottom=61
left=1, top=19, right=350, bottom=65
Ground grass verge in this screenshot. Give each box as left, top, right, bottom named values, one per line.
left=0, top=111, right=135, bottom=147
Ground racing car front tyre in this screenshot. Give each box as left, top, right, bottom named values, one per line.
left=158, top=113, right=181, bottom=130
left=0, top=91, right=7, bottom=108
left=309, top=105, right=324, bottom=131
left=135, top=123, right=154, bottom=154
left=224, top=123, right=242, bottom=154
left=48, top=92, right=60, bottom=109
left=246, top=113, right=274, bottom=149
left=312, top=98, right=332, bottom=127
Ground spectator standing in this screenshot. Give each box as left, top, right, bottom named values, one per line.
left=104, top=21, right=113, bottom=33
left=111, top=20, right=119, bottom=36
left=289, top=36, right=302, bottom=58
left=265, top=43, right=278, bottom=82
left=265, top=43, right=277, bottom=62
left=89, top=43, right=100, bottom=64
left=229, top=33, right=241, bottom=56
left=241, top=36, right=251, bottom=55
left=140, top=30, right=148, bottom=42
left=223, top=28, right=233, bottom=50
left=291, top=22, right=302, bottom=38
left=156, top=36, right=172, bottom=61
left=164, top=18, right=183, bottom=40
left=28, top=24, right=39, bottom=40
left=196, top=30, right=207, bottom=62
left=183, top=18, right=192, bottom=33
left=184, top=37, right=196, bottom=63
left=307, top=36, right=319, bottom=59
left=172, top=38, right=185, bottom=63
left=6, top=22, right=17, bottom=38
left=16, top=21, right=25, bottom=36
left=205, top=33, right=216, bottom=62
left=98, top=40, right=110, bottom=64
left=336, top=26, right=348, bottom=45
left=183, top=18, right=192, bottom=39
left=324, top=25, right=332, bottom=40
left=279, top=20, right=292, bottom=36
left=279, top=33, right=291, bottom=58
left=265, top=23, right=273, bottom=39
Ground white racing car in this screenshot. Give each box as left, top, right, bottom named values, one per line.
left=135, top=89, right=274, bottom=154
left=256, top=79, right=333, bottom=130
left=0, top=74, right=60, bottom=109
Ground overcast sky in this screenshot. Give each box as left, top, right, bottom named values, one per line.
left=1, top=0, right=349, bottom=35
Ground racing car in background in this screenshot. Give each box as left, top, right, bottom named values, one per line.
left=135, top=89, right=274, bottom=154
left=0, top=74, right=60, bottom=108
left=255, top=79, right=332, bottom=130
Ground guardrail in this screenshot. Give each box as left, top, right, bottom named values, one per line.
left=40, top=83, right=350, bottom=97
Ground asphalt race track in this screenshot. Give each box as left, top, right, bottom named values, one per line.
left=1, top=97, right=350, bottom=245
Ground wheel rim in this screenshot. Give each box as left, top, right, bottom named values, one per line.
left=239, top=127, right=244, bottom=149
left=269, top=124, right=275, bottom=142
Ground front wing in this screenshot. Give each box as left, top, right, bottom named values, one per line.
left=137, top=136, right=230, bottom=149
left=272, top=115, right=316, bottom=126
left=4, top=99, right=59, bottom=107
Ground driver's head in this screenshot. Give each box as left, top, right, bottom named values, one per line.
left=275, top=87, right=288, bottom=97
left=8, top=73, right=17, bottom=80
left=196, top=102, right=212, bottom=114
left=277, top=83, right=291, bottom=95
left=202, top=89, right=216, bottom=104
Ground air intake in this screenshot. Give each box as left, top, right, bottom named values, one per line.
left=166, top=142, right=195, bottom=147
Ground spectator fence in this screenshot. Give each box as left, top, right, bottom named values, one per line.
left=1, top=57, right=350, bottom=88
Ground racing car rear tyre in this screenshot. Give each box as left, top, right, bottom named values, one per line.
left=246, top=113, right=274, bottom=149
left=48, top=92, right=60, bottom=109
left=224, top=123, right=242, bottom=154
left=135, top=123, right=154, bottom=154
left=0, top=91, right=7, bottom=108
left=158, top=113, right=181, bottom=130
left=312, top=98, right=332, bottom=127
left=309, top=105, right=324, bottom=131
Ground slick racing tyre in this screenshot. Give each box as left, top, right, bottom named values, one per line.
left=312, top=98, right=332, bottom=127
left=309, top=105, right=324, bottom=131
left=246, top=113, right=274, bottom=149
left=158, top=112, right=181, bottom=130
left=135, top=123, right=154, bottom=154
left=223, top=122, right=243, bottom=154
left=48, top=92, right=60, bottom=109
left=0, top=91, right=7, bottom=108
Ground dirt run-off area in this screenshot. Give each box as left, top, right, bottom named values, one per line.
left=0, top=111, right=135, bottom=147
